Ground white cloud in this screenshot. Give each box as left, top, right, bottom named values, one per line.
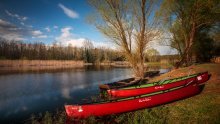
left=0, top=19, right=11, bottom=26
left=5, top=10, right=31, bottom=29
left=31, top=30, right=43, bottom=36
left=20, top=20, right=33, bottom=28
left=60, top=27, right=72, bottom=38
left=31, top=30, right=47, bottom=39
left=0, top=19, right=26, bottom=41
left=55, top=27, right=84, bottom=47
left=1, top=33, right=25, bottom=41
left=5, top=10, right=28, bottom=21
left=54, top=25, right=58, bottom=29
left=27, top=25, right=33, bottom=28
left=45, top=27, right=50, bottom=32
left=148, top=39, right=178, bottom=55
left=58, top=3, right=79, bottom=19
left=36, top=35, right=47, bottom=38
left=22, top=17, right=28, bottom=21
left=0, top=18, right=47, bottom=41
left=20, top=22, right=25, bottom=26
left=55, top=27, right=111, bottom=48
left=153, top=46, right=178, bottom=55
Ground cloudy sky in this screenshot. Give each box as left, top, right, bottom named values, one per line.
left=0, top=0, right=177, bottom=55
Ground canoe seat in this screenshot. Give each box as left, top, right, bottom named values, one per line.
left=129, top=78, right=141, bottom=84
left=99, top=78, right=142, bottom=90
left=116, top=78, right=141, bottom=86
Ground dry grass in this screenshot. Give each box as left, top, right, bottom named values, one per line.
left=0, top=60, right=84, bottom=74
left=149, top=63, right=220, bottom=82
left=0, top=60, right=84, bottom=67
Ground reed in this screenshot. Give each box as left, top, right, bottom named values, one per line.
left=0, top=60, right=84, bottom=74
left=0, top=60, right=84, bottom=67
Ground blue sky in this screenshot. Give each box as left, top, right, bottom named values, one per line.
left=0, top=0, right=106, bottom=46
left=0, top=0, right=177, bottom=55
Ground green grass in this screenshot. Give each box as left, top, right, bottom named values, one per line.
left=29, top=63, right=220, bottom=124
left=27, top=111, right=66, bottom=124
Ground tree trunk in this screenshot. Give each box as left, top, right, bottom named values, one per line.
left=175, top=22, right=196, bottom=68
left=132, top=63, right=145, bottom=78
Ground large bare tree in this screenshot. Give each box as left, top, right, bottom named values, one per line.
left=88, top=0, right=159, bottom=78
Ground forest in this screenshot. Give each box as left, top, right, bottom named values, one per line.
left=0, top=39, right=125, bottom=63
left=0, top=38, right=185, bottom=64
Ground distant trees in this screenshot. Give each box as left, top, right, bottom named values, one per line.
left=146, top=48, right=160, bottom=62
left=0, top=39, right=124, bottom=62
left=83, top=39, right=96, bottom=63
left=157, top=0, right=220, bottom=68
left=88, top=0, right=160, bottom=77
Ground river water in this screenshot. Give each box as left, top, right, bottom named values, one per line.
left=0, top=66, right=169, bottom=123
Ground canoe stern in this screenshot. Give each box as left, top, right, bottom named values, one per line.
left=197, top=72, right=209, bottom=84
left=65, top=105, right=84, bottom=118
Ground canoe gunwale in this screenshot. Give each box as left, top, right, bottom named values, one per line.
left=67, top=79, right=200, bottom=106
left=67, top=72, right=208, bottom=106
left=119, top=71, right=208, bottom=90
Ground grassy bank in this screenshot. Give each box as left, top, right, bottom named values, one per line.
left=27, top=63, right=220, bottom=123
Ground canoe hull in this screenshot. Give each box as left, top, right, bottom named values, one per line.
left=65, top=82, right=204, bottom=118
left=108, top=72, right=209, bottom=98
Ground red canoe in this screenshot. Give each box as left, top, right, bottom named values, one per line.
left=107, top=72, right=209, bottom=98
left=65, top=80, right=205, bottom=118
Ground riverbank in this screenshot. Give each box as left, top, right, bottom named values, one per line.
left=0, top=60, right=84, bottom=74
left=0, top=60, right=128, bottom=74
left=0, top=60, right=171, bottom=75
left=0, top=60, right=84, bottom=67
left=29, top=63, right=220, bottom=123
left=0, top=60, right=171, bottom=68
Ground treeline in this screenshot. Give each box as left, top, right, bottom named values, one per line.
left=0, top=39, right=125, bottom=63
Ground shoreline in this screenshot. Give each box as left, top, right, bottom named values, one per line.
left=0, top=60, right=129, bottom=69
left=0, top=60, right=172, bottom=75
left=0, top=60, right=84, bottom=67
left=0, top=60, right=84, bottom=74
left=27, top=63, right=220, bottom=123
left=0, top=60, right=171, bottom=67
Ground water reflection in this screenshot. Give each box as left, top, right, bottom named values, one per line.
left=0, top=66, right=169, bottom=123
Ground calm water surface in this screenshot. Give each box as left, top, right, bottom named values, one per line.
left=0, top=66, right=169, bottom=123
